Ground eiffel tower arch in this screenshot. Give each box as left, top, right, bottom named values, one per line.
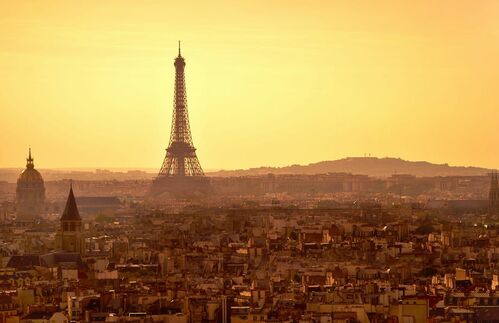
left=149, top=43, right=210, bottom=197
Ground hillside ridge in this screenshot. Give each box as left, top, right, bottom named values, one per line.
left=207, top=157, right=494, bottom=178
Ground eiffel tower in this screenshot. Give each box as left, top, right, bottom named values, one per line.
left=150, top=42, right=210, bottom=197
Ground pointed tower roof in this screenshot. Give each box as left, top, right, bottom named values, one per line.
left=26, top=147, right=34, bottom=169
left=61, top=183, right=81, bottom=221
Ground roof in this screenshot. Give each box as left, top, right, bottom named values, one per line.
left=41, top=251, right=84, bottom=268
left=6, top=255, right=45, bottom=269
left=17, top=168, right=44, bottom=185
left=22, top=312, right=53, bottom=320
left=5, top=252, right=84, bottom=269
left=61, top=186, right=81, bottom=221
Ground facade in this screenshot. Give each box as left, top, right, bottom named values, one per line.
left=489, top=171, right=498, bottom=215
left=75, top=196, right=122, bottom=216
left=150, top=43, right=210, bottom=197
left=55, top=185, right=84, bottom=255
left=16, top=149, right=45, bottom=220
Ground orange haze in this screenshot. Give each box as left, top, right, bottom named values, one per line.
left=0, top=1, right=498, bottom=170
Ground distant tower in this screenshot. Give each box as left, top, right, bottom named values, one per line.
left=55, top=184, right=85, bottom=254
left=150, top=42, right=210, bottom=196
left=16, top=148, right=46, bottom=220
left=489, top=171, right=498, bottom=215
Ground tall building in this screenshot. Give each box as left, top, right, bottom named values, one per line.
left=150, top=43, right=210, bottom=197
left=55, top=184, right=85, bottom=255
left=16, top=148, right=45, bottom=220
left=489, top=171, right=498, bottom=215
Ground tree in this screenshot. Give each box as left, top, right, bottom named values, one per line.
left=415, top=224, right=434, bottom=235
left=419, top=267, right=438, bottom=277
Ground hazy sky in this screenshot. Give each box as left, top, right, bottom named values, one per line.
left=1, top=0, right=498, bottom=170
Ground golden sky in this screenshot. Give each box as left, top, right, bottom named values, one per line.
left=0, top=0, right=498, bottom=170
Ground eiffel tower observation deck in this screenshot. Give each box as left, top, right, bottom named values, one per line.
left=150, top=42, right=210, bottom=197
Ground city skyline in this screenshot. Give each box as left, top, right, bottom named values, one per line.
left=2, top=3, right=499, bottom=322
left=1, top=1, right=498, bottom=170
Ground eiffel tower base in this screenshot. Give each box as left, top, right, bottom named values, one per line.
left=148, top=176, right=211, bottom=198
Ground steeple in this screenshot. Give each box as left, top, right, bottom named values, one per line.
left=26, top=147, right=34, bottom=169
left=61, top=183, right=81, bottom=221
left=56, top=182, right=84, bottom=254
left=178, top=40, right=181, bottom=57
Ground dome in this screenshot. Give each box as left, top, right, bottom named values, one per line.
left=17, top=150, right=44, bottom=188
left=18, top=167, right=44, bottom=186
left=16, top=148, right=45, bottom=220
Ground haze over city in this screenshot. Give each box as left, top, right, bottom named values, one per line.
left=3, top=2, right=499, bottom=323
left=1, top=0, right=498, bottom=170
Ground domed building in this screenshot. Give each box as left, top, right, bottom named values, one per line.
left=16, top=148, right=46, bottom=220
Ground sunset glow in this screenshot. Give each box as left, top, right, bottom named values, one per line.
left=1, top=0, right=498, bottom=170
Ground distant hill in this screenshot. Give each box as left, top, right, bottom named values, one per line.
left=207, top=157, right=494, bottom=178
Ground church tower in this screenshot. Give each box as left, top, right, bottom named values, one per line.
left=55, top=184, right=85, bottom=255
left=489, top=171, right=498, bottom=216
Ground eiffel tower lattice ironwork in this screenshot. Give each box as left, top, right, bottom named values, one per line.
left=157, top=42, right=205, bottom=178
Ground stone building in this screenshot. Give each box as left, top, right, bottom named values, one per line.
left=489, top=171, right=498, bottom=215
